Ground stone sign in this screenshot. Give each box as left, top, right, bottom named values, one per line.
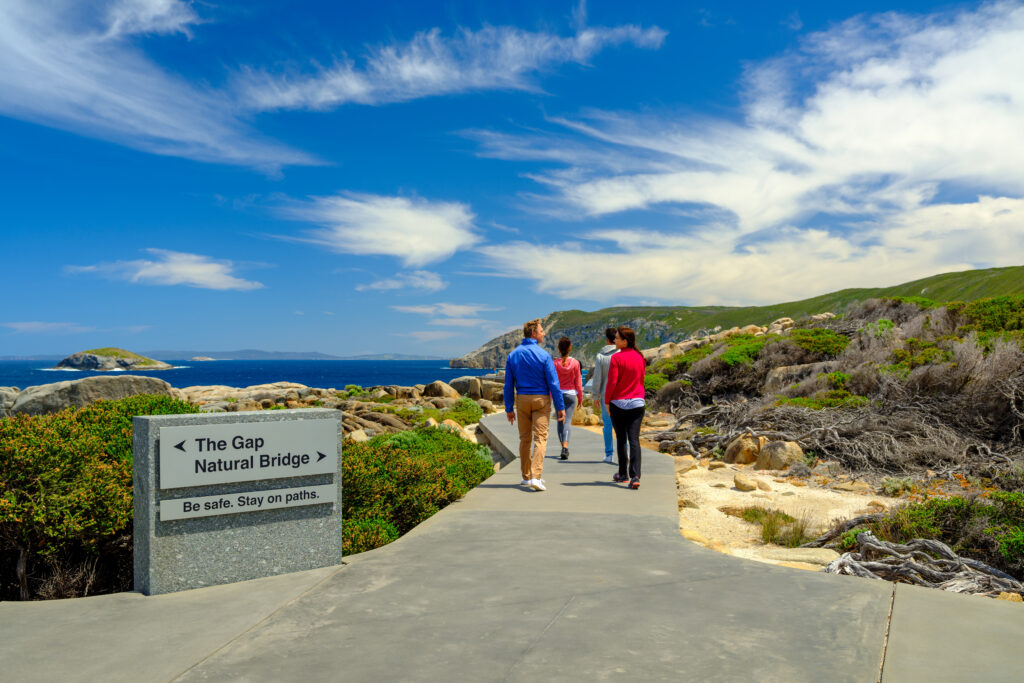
left=133, top=409, right=342, bottom=595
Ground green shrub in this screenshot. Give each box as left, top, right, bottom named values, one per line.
left=948, top=295, right=1024, bottom=333
left=785, top=328, right=850, bottom=357
left=343, top=518, right=399, bottom=555
left=879, top=337, right=954, bottom=376
left=644, top=372, right=668, bottom=393
left=653, top=342, right=716, bottom=375
left=881, top=476, right=914, bottom=497
left=841, top=494, right=1024, bottom=578
left=717, top=334, right=769, bottom=366
left=821, top=371, right=850, bottom=391
left=775, top=390, right=868, bottom=410
left=885, top=296, right=940, bottom=309
left=0, top=395, right=198, bottom=599
left=342, top=428, right=492, bottom=553
left=444, top=397, right=483, bottom=426
left=861, top=318, right=895, bottom=338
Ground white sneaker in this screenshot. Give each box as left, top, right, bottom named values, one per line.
left=603, top=456, right=614, bottom=464
left=521, top=479, right=530, bottom=486
left=529, top=478, right=546, bottom=491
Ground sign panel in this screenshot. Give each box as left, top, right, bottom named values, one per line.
left=159, top=419, right=337, bottom=489
left=159, top=484, right=336, bottom=521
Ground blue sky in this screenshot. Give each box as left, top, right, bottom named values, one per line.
left=3, top=0, right=1024, bottom=357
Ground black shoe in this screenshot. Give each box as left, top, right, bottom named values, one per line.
left=629, top=478, right=640, bottom=490
left=613, top=472, right=629, bottom=483
left=559, top=447, right=569, bottom=460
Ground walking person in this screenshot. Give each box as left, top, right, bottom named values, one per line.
left=505, top=319, right=566, bottom=491
left=604, top=326, right=647, bottom=490
left=590, top=327, right=620, bottom=464
left=553, top=337, right=583, bottom=460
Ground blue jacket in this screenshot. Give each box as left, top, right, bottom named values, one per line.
left=503, top=338, right=565, bottom=413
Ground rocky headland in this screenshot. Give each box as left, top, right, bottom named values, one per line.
left=55, top=347, right=171, bottom=372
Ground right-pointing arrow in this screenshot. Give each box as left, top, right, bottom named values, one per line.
left=317, top=451, right=327, bottom=462
left=174, top=440, right=186, bottom=452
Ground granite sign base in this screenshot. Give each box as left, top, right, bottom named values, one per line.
left=133, top=409, right=342, bottom=595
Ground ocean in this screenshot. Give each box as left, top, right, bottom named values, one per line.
left=0, top=360, right=496, bottom=391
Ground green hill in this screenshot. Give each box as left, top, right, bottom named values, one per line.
left=452, top=265, right=1024, bottom=368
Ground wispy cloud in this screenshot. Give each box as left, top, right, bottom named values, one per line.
left=280, top=192, right=478, bottom=266
left=0, top=0, right=315, bottom=168
left=67, top=249, right=264, bottom=291
left=1, top=321, right=95, bottom=334
left=402, top=330, right=462, bottom=342
left=393, top=302, right=503, bottom=331
left=476, top=2, right=1024, bottom=303
left=235, top=17, right=665, bottom=111
left=355, top=270, right=447, bottom=292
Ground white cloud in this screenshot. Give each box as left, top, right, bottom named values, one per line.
left=235, top=19, right=665, bottom=111
left=281, top=193, right=478, bottom=266
left=475, top=2, right=1024, bottom=303
left=1, top=321, right=95, bottom=334
left=67, top=249, right=264, bottom=291
left=393, top=302, right=501, bottom=318
left=0, top=0, right=315, bottom=168
left=403, top=330, right=462, bottom=342
left=479, top=195, right=1024, bottom=305
left=355, top=270, right=447, bottom=292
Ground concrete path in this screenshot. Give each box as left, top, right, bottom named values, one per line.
left=2, top=414, right=1022, bottom=682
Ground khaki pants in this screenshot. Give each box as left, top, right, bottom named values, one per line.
left=515, top=394, right=551, bottom=480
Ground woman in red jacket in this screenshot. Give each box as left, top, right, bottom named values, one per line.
left=604, top=326, right=647, bottom=489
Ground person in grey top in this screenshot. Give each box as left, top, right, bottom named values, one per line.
left=590, top=327, right=619, bottom=464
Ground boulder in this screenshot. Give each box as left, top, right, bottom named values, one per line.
left=479, top=380, right=504, bottom=402
left=11, top=375, right=179, bottom=416
left=756, top=441, right=804, bottom=470
left=734, top=472, right=757, bottom=491
left=724, top=435, right=761, bottom=465
left=429, top=397, right=458, bottom=409
left=449, top=376, right=483, bottom=399
left=1, top=386, right=19, bottom=417
left=393, top=385, right=422, bottom=400
left=740, top=324, right=766, bottom=336
left=475, top=398, right=496, bottom=413
left=709, top=461, right=727, bottom=470
left=441, top=418, right=473, bottom=441
left=422, top=380, right=460, bottom=399
left=767, top=317, right=795, bottom=335
left=423, top=417, right=439, bottom=427
left=810, top=312, right=837, bottom=322
left=674, top=455, right=697, bottom=474
left=347, top=429, right=370, bottom=443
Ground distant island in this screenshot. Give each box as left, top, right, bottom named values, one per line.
left=56, top=348, right=172, bottom=371
left=141, top=349, right=449, bottom=361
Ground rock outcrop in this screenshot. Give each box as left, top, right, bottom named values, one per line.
left=10, top=375, right=179, bottom=416
left=55, top=348, right=172, bottom=372
left=1, top=386, right=19, bottom=417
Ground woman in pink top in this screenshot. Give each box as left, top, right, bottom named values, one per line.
left=554, top=337, right=584, bottom=460
left=604, top=326, right=647, bottom=489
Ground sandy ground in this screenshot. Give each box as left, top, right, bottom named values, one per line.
left=576, top=416, right=899, bottom=571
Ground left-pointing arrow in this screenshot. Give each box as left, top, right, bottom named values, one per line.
left=175, top=440, right=186, bottom=452
left=317, top=451, right=327, bottom=462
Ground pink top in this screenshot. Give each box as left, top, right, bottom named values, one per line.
left=604, top=348, right=647, bottom=404
left=553, top=356, right=584, bottom=397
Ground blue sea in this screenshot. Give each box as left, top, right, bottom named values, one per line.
left=0, top=360, right=495, bottom=391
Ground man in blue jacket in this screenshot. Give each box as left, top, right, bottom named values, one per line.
left=505, top=318, right=565, bottom=491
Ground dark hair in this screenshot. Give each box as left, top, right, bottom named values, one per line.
left=617, top=326, right=637, bottom=350
left=557, top=337, right=572, bottom=359
left=605, top=327, right=617, bottom=343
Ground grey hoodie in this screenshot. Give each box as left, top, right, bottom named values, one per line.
left=590, top=344, right=619, bottom=399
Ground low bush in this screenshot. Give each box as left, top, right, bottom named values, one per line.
left=785, top=328, right=850, bottom=357
left=342, top=427, right=492, bottom=554
left=0, top=395, right=198, bottom=600
left=842, top=493, right=1024, bottom=579
left=775, top=390, right=869, bottom=410
left=444, top=397, right=484, bottom=426
left=644, top=371, right=669, bottom=393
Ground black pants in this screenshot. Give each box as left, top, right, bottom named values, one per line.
left=609, top=403, right=644, bottom=480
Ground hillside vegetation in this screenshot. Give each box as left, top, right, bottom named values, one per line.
left=451, top=265, right=1024, bottom=368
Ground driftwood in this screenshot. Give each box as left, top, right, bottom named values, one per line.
left=824, top=532, right=1024, bottom=598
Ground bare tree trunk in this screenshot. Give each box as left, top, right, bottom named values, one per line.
left=16, top=546, right=29, bottom=601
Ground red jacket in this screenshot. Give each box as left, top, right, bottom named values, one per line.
left=553, top=356, right=584, bottom=398
left=604, top=348, right=647, bottom=404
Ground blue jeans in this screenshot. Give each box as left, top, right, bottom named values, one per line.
left=600, top=401, right=614, bottom=457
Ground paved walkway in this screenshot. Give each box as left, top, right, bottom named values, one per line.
left=2, top=414, right=1022, bottom=681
